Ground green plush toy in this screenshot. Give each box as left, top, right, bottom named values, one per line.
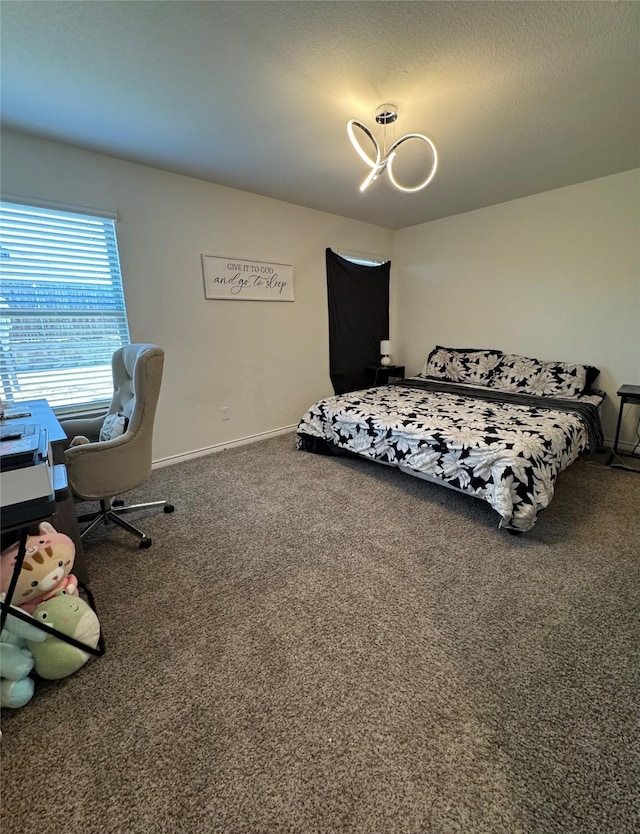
left=27, top=594, right=100, bottom=680
left=0, top=599, right=48, bottom=708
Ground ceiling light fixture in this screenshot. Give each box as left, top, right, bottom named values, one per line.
left=346, top=103, right=438, bottom=193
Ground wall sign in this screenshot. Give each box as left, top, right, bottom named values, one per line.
left=202, top=255, right=294, bottom=301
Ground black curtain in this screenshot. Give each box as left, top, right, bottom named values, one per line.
left=326, top=248, right=390, bottom=395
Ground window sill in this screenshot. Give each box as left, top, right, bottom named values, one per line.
left=52, top=402, right=109, bottom=422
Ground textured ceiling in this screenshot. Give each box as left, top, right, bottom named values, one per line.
left=1, top=1, right=639, bottom=230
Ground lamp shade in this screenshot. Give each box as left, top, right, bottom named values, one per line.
left=380, top=340, right=391, bottom=355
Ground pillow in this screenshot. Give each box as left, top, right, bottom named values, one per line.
left=421, top=345, right=504, bottom=385
left=99, top=413, right=129, bottom=442
left=584, top=365, right=601, bottom=392
left=491, top=353, right=587, bottom=398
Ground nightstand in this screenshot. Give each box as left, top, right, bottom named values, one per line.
left=366, top=364, right=405, bottom=386
left=607, top=384, right=640, bottom=471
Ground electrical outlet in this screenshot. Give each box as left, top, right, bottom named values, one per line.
left=220, top=406, right=230, bottom=421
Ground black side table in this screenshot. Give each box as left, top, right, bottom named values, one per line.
left=366, top=364, right=405, bottom=387
left=607, top=384, right=640, bottom=471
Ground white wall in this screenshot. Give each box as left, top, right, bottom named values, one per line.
left=3, top=131, right=638, bottom=455
left=1, top=130, right=394, bottom=461
left=395, top=170, right=640, bottom=446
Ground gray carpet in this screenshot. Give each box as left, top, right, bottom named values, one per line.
left=1, top=433, right=639, bottom=834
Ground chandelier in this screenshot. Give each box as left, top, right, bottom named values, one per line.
left=346, top=103, right=438, bottom=193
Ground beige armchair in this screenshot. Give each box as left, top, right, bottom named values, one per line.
left=60, top=344, right=174, bottom=549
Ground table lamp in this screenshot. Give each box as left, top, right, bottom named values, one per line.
left=380, top=340, right=392, bottom=366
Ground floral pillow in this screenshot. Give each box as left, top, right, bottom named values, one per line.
left=421, top=345, right=504, bottom=385
left=99, top=412, right=129, bottom=442
left=491, top=353, right=588, bottom=398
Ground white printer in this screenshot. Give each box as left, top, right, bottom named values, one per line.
left=0, top=423, right=56, bottom=528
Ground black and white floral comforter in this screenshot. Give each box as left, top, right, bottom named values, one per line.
left=296, top=378, right=604, bottom=532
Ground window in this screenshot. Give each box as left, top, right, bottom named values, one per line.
left=0, top=200, right=130, bottom=412
left=335, top=249, right=389, bottom=267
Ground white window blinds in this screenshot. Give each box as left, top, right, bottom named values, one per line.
left=0, top=200, right=131, bottom=410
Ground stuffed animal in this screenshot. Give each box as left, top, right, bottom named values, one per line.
left=0, top=522, right=79, bottom=614
left=69, top=435, right=91, bottom=447
left=27, top=594, right=101, bottom=680
left=0, top=597, right=48, bottom=708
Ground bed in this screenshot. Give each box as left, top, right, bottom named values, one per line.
left=297, top=346, right=605, bottom=533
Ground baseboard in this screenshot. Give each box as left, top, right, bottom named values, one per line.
left=604, top=438, right=638, bottom=455
left=152, top=424, right=297, bottom=469
left=153, top=427, right=634, bottom=470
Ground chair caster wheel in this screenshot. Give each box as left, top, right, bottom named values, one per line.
left=139, top=537, right=152, bottom=549
left=113, top=499, right=125, bottom=507
left=164, top=504, right=175, bottom=513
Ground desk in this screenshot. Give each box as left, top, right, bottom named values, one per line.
left=607, top=384, right=640, bottom=471
left=1, top=399, right=88, bottom=584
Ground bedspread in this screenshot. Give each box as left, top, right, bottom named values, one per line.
left=297, top=379, right=604, bottom=533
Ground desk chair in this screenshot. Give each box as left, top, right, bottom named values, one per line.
left=61, top=344, right=174, bottom=549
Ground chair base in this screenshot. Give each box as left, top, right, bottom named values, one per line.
left=78, top=498, right=175, bottom=549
